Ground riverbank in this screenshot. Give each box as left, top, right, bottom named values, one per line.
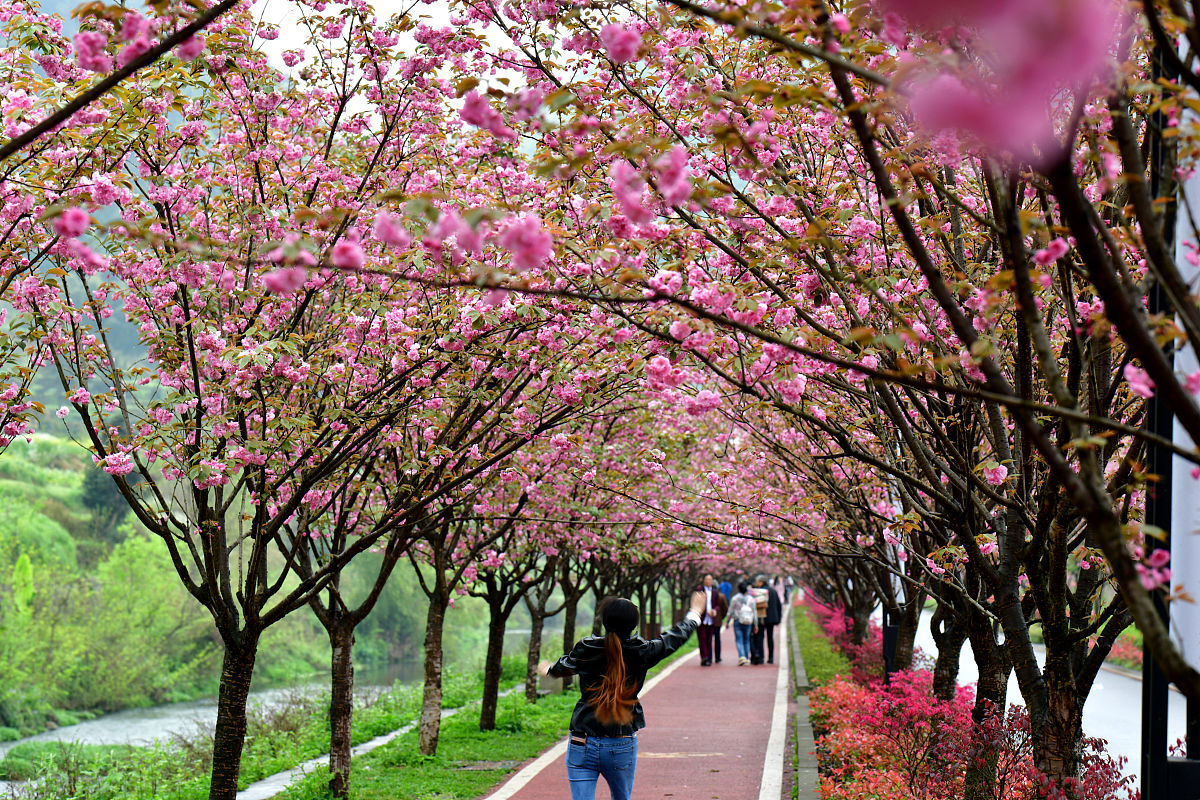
left=0, top=655, right=527, bottom=799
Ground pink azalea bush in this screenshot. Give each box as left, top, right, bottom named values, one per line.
left=804, top=598, right=1135, bottom=800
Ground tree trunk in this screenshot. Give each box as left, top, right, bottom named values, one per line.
left=328, top=622, right=355, bottom=799
left=1034, top=650, right=1084, bottom=794
left=964, top=611, right=1013, bottom=800
left=208, top=635, right=259, bottom=800
left=931, top=623, right=967, bottom=701
left=930, top=604, right=967, bottom=701
left=479, top=601, right=507, bottom=731
left=561, top=592, right=578, bottom=692
left=525, top=601, right=545, bottom=703
left=894, top=598, right=922, bottom=671
left=418, top=593, right=448, bottom=756
left=849, top=605, right=870, bottom=646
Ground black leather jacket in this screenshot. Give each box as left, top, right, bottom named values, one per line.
left=548, top=616, right=698, bottom=737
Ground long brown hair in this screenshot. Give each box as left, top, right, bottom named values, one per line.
left=589, top=597, right=639, bottom=726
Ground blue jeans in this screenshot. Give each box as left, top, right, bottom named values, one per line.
left=566, top=735, right=638, bottom=800
left=733, top=621, right=753, bottom=659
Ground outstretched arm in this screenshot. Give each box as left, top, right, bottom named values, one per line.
left=640, top=591, right=706, bottom=668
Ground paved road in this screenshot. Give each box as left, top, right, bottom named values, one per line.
left=486, top=623, right=788, bottom=800
left=911, top=611, right=1185, bottom=778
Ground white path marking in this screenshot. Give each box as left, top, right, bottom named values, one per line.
left=757, top=605, right=791, bottom=800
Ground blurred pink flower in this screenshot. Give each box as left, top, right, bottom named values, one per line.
left=176, top=35, right=205, bottom=61
left=1034, top=238, right=1069, bottom=266
left=263, top=267, right=309, bottom=293
left=893, top=0, right=1118, bottom=162
left=983, top=463, right=1008, bottom=486
left=497, top=214, right=553, bottom=271
left=599, top=23, right=641, bottom=64
left=116, top=35, right=152, bottom=68
left=73, top=32, right=111, bottom=72
left=53, top=207, right=90, bottom=238
left=460, top=90, right=516, bottom=141
left=654, top=145, right=692, bottom=207
left=609, top=160, right=653, bottom=225
left=372, top=212, right=411, bottom=248
left=1124, top=363, right=1155, bottom=399
left=330, top=240, right=365, bottom=269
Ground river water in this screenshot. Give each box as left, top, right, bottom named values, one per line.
left=0, top=661, right=424, bottom=759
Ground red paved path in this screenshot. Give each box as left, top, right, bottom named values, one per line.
left=487, top=626, right=784, bottom=800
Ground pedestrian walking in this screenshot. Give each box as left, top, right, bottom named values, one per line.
left=716, top=577, right=733, bottom=663
left=540, top=592, right=706, bottom=800
left=693, top=573, right=727, bottom=666
left=749, top=577, right=770, bottom=664
left=760, top=576, right=783, bottom=663
left=725, top=581, right=757, bottom=665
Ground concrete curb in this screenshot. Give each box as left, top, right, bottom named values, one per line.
left=758, top=605, right=791, bottom=800
left=789, top=606, right=820, bottom=800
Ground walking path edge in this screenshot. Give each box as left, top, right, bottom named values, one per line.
left=789, top=604, right=820, bottom=800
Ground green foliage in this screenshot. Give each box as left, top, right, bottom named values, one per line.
left=794, top=606, right=850, bottom=687
left=81, top=466, right=132, bottom=543
left=0, top=726, right=19, bottom=741
left=277, top=689, right=581, bottom=800
left=0, top=502, right=77, bottom=568
left=0, top=742, right=135, bottom=781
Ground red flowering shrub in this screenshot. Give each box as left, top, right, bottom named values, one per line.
left=1103, top=630, right=1143, bottom=671
left=805, top=599, right=1136, bottom=800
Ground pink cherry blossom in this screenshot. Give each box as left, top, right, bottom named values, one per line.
left=608, top=161, right=653, bottom=225
left=497, top=214, right=553, bottom=271
left=73, top=32, right=112, bottom=72
left=120, top=11, right=145, bottom=42
left=53, top=207, right=90, bottom=238
left=101, top=452, right=135, bottom=475
left=117, top=35, right=152, bottom=68
left=983, top=463, right=1008, bottom=486
left=373, top=212, right=412, bottom=248
left=263, top=267, right=309, bottom=293
left=1184, top=371, right=1200, bottom=395
left=177, top=35, right=205, bottom=61
left=1123, top=363, right=1155, bottom=399
left=460, top=91, right=517, bottom=141
left=1034, top=238, right=1069, bottom=266
left=899, top=0, right=1117, bottom=161
left=684, top=389, right=721, bottom=416
left=599, top=23, right=641, bottom=64
left=330, top=240, right=365, bottom=269
left=654, top=145, right=692, bottom=207
left=1148, top=549, right=1171, bottom=569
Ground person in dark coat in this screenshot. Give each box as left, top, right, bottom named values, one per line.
left=693, top=573, right=727, bottom=666
left=758, top=574, right=783, bottom=663
left=540, top=592, right=706, bottom=800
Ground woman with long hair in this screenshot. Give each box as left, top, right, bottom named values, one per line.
left=539, top=591, right=706, bottom=800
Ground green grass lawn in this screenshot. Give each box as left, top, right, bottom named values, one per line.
left=279, top=630, right=699, bottom=799
left=791, top=604, right=849, bottom=687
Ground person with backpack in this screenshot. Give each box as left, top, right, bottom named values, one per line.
left=539, top=591, right=706, bottom=800
left=725, top=581, right=758, bottom=665
left=760, top=575, right=783, bottom=663
left=748, top=577, right=770, bottom=664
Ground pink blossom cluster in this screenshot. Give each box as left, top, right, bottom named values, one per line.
left=887, top=0, right=1118, bottom=160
